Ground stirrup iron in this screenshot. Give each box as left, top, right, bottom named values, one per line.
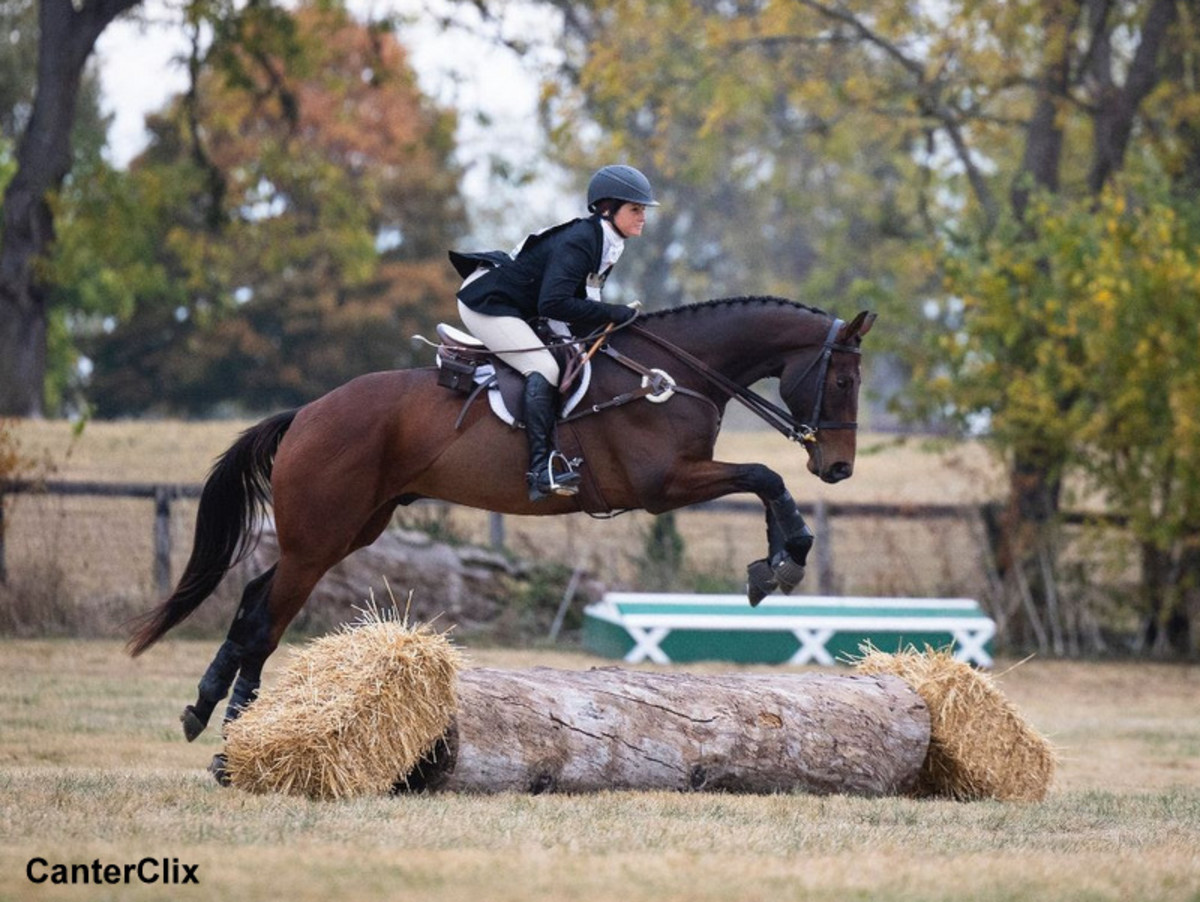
left=546, top=451, right=581, bottom=495
left=529, top=451, right=581, bottom=499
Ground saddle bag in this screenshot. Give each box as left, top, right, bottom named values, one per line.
left=437, top=352, right=479, bottom=393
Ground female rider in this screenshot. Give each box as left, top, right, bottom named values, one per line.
left=451, top=164, right=657, bottom=501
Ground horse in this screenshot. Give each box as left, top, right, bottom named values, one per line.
left=127, top=296, right=876, bottom=758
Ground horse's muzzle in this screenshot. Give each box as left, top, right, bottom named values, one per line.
left=821, top=461, right=853, bottom=483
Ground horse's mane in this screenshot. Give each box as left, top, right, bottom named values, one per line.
left=637, top=296, right=830, bottom=321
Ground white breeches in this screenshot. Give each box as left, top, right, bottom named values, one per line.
left=457, top=301, right=560, bottom=384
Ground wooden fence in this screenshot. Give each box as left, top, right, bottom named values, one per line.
left=0, top=480, right=201, bottom=594
left=0, top=479, right=986, bottom=598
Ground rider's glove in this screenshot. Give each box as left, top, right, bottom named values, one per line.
left=608, top=304, right=638, bottom=326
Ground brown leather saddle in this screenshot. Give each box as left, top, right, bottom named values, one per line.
left=433, top=323, right=593, bottom=429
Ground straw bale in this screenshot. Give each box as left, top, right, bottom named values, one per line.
left=854, top=646, right=1056, bottom=801
left=223, top=604, right=461, bottom=800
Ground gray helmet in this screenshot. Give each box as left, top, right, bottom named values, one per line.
left=587, top=164, right=659, bottom=212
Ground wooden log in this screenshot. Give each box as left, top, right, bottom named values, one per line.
left=407, top=668, right=930, bottom=796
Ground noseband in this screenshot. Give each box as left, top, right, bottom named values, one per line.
left=627, top=316, right=860, bottom=445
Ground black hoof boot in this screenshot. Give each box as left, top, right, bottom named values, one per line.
left=208, top=753, right=230, bottom=787
left=181, top=705, right=209, bottom=743
left=771, top=553, right=806, bottom=594
left=746, top=559, right=778, bottom=607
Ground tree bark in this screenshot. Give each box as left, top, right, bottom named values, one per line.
left=1086, top=0, right=1178, bottom=194
left=408, top=668, right=930, bottom=796
left=0, top=0, right=141, bottom=415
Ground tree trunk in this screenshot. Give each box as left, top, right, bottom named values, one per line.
left=1086, top=0, right=1177, bottom=194
left=0, top=0, right=141, bottom=415
left=408, top=668, right=930, bottom=796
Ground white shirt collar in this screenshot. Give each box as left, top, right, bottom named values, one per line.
left=599, top=218, right=626, bottom=273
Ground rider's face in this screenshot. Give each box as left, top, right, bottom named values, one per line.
left=614, top=203, right=647, bottom=238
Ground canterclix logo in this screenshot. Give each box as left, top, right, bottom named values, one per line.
left=26, top=857, right=199, bottom=886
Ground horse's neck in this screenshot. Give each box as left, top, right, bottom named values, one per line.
left=645, top=304, right=819, bottom=386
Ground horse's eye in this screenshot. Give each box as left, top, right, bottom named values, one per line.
left=836, top=375, right=851, bottom=389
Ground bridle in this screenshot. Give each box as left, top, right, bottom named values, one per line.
left=627, top=316, right=861, bottom=446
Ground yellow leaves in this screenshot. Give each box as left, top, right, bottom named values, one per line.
left=937, top=176, right=1200, bottom=513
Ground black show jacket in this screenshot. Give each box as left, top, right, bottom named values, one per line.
left=451, top=215, right=620, bottom=335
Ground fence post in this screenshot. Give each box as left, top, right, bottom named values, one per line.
left=153, top=487, right=172, bottom=596
left=0, top=490, right=7, bottom=585
left=489, top=511, right=506, bottom=551
left=815, top=498, right=834, bottom=594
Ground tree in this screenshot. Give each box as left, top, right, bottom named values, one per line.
left=536, top=0, right=927, bottom=316
left=66, top=3, right=465, bottom=415
left=0, top=0, right=110, bottom=413
left=0, top=0, right=143, bottom=416
left=512, top=0, right=1200, bottom=651
left=939, top=181, right=1200, bottom=654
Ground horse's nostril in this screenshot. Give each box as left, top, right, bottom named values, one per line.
left=826, top=462, right=852, bottom=482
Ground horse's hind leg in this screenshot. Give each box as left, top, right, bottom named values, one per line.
left=182, top=565, right=277, bottom=742
left=205, top=501, right=397, bottom=784
left=202, top=559, right=324, bottom=785
left=222, top=559, right=326, bottom=721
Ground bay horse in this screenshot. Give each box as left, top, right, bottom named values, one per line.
left=127, top=297, right=875, bottom=751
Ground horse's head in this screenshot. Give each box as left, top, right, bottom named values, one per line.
left=780, top=310, right=876, bottom=484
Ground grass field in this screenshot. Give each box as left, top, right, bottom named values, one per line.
left=0, top=639, right=1198, bottom=902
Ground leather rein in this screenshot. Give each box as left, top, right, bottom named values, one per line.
left=624, top=317, right=860, bottom=445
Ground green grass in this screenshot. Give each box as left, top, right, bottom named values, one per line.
left=1, top=640, right=1199, bottom=901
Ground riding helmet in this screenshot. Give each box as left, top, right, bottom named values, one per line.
left=587, top=164, right=659, bottom=212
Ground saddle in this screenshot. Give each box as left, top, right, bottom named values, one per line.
left=433, top=323, right=593, bottom=429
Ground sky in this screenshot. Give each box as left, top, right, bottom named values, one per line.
left=92, top=0, right=574, bottom=241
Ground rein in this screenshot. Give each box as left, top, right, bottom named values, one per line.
left=626, top=318, right=860, bottom=444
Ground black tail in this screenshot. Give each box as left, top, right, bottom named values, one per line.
left=126, top=410, right=298, bottom=657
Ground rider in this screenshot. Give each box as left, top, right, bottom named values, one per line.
left=451, top=164, right=657, bottom=501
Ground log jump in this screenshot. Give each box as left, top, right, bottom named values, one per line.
left=221, top=611, right=1054, bottom=802
left=408, top=668, right=929, bottom=796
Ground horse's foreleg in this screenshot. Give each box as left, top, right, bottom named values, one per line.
left=766, top=490, right=814, bottom=589
left=657, top=461, right=814, bottom=606
left=182, top=565, right=277, bottom=742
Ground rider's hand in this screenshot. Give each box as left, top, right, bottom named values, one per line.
left=608, top=304, right=638, bottom=326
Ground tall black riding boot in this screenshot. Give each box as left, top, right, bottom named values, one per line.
left=523, top=372, right=581, bottom=501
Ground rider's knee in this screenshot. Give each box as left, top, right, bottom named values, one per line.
left=522, top=355, right=560, bottom=385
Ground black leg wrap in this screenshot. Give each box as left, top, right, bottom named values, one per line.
left=224, top=660, right=264, bottom=726
left=182, top=640, right=244, bottom=742
left=768, top=492, right=814, bottom=566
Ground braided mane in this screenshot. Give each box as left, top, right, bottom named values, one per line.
left=638, top=296, right=829, bottom=321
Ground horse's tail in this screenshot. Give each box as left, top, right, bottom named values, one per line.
left=126, top=410, right=298, bottom=657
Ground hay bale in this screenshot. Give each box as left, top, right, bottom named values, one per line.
left=854, top=646, right=1055, bottom=801
left=223, top=604, right=461, bottom=800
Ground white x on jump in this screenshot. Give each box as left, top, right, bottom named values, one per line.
left=623, top=626, right=672, bottom=664
left=951, top=626, right=996, bottom=668
left=787, top=628, right=837, bottom=665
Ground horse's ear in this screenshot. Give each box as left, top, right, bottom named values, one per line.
left=838, top=311, right=877, bottom=343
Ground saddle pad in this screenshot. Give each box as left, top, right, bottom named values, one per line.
left=436, top=354, right=592, bottom=428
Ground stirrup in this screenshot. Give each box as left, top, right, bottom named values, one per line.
left=528, top=452, right=582, bottom=500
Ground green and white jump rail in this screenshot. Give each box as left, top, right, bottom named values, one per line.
left=583, top=593, right=996, bottom=668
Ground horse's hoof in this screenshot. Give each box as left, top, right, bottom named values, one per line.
left=746, top=559, right=777, bottom=607
left=181, top=706, right=207, bottom=743
left=771, top=556, right=806, bottom=594
left=208, top=753, right=230, bottom=787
